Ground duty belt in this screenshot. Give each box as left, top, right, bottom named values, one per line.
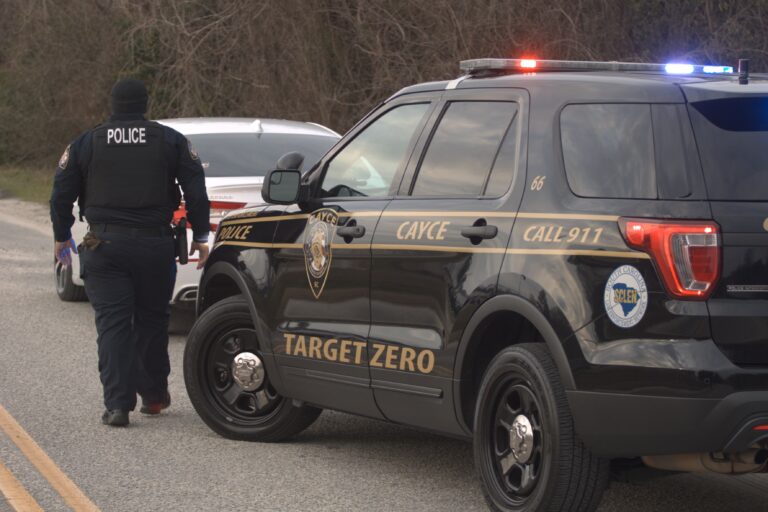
left=88, top=223, right=172, bottom=237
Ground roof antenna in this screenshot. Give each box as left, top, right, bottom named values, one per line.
left=738, top=59, right=749, bottom=85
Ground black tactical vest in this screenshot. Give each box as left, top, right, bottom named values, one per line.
left=85, top=120, right=172, bottom=209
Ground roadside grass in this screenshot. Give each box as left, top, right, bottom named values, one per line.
left=0, top=166, right=53, bottom=204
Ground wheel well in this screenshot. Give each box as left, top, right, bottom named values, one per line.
left=459, top=311, right=544, bottom=431
left=200, top=273, right=242, bottom=314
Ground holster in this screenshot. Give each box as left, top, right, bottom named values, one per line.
left=78, top=231, right=106, bottom=252
left=174, top=218, right=188, bottom=265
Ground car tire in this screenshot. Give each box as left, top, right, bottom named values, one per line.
left=474, top=343, right=608, bottom=512
left=184, top=296, right=321, bottom=442
left=54, top=259, right=88, bottom=302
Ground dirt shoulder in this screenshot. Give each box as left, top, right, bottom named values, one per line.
left=0, top=197, right=53, bottom=237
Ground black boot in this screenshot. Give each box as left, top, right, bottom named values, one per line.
left=101, top=409, right=129, bottom=426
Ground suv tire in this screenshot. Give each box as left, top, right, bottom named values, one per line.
left=54, top=259, right=87, bottom=302
left=474, top=343, right=608, bottom=512
left=184, top=296, right=321, bottom=441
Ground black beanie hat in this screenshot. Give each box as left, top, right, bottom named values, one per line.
left=111, top=78, right=148, bottom=114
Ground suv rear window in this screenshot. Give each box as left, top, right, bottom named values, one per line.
left=688, top=97, right=768, bottom=201
left=187, top=133, right=336, bottom=178
left=561, top=104, right=656, bottom=199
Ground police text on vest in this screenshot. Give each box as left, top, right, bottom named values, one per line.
left=107, top=127, right=146, bottom=144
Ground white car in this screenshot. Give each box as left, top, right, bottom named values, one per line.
left=54, top=117, right=340, bottom=311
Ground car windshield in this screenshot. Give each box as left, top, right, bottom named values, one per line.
left=186, top=133, right=337, bottom=178
left=688, top=97, right=768, bottom=201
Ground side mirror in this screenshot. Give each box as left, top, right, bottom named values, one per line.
left=262, top=169, right=302, bottom=204
left=277, top=151, right=305, bottom=171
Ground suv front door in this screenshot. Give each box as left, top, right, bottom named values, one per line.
left=368, top=89, right=529, bottom=434
left=268, top=97, right=437, bottom=417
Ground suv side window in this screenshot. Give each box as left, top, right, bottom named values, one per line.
left=410, top=101, right=519, bottom=197
left=320, top=103, right=429, bottom=198
left=561, top=103, right=656, bottom=199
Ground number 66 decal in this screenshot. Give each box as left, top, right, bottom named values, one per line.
left=530, top=175, right=546, bottom=191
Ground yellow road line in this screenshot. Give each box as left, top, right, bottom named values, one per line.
left=0, top=405, right=99, bottom=512
left=0, top=460, right=43, bottom=512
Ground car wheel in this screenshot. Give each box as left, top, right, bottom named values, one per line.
left=474, top=343, right=608, bottom=512
left=54, top=259, right=87, bottom=302
left=184, top=296, right=321, bottom=441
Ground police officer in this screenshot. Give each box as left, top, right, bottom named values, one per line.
left=50, top=78, right=210, bottom=427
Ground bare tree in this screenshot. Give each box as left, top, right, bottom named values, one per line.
left=3, top=0, right=768, bottom=166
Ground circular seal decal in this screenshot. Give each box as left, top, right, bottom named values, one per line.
left=763, top=217, right=768, bottom=232
left=303, top=209, right=338, bottom=299
left=308, top=223, right=330, bottom=279
left=603, top=265, right=648, bottom=328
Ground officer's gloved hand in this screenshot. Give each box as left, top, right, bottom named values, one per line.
left=190, top=242, right=209, bottom=270
left=54, top=238, right=77, bottom=267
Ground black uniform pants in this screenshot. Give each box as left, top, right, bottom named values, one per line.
left=80, top=231, right=176, bottom=411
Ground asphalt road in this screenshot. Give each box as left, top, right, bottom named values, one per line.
left=1, top=197, right=768, bottom=511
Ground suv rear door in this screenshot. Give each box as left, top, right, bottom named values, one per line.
left=368, top=88, right=529, bottom=435
left=683, top=82, right=768, bottom=365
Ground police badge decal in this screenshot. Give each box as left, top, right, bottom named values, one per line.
left=58, top=145, right=71, bottom=169
left=187, top=138, right=200, bottom=161
left=303, top=209, right=338, bottom=299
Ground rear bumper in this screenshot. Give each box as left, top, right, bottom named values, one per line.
left=569, top=389, right=768, bottom=457
left=171, top=261, right=202, bottom=307
left=172, top=286, right=198, bottom=309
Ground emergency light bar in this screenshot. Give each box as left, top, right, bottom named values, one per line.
left=460, top=58, right=734, bottom=75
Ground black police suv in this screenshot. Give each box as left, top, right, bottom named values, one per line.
left=184, top=58, right=768, bottom=512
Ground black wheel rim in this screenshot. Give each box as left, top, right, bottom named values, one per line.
left=489, top=380, right=545, bottom=505
left=202, top=327, right=282, bottom=424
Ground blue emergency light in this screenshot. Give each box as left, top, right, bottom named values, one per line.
left=664, top=63, right=695, bottom=74
left=460, top=58, right=736, bottom=76
left=703, top=65, right=734, bottom=74
left=665, top=63, right=735, bottom=74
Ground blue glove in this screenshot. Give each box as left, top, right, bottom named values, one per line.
left=57, top=238, right=78, bottom=267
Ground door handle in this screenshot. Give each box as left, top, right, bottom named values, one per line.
left=337, top=223, right=366, bottom=241
left=461, top=225, right=497, bottom=241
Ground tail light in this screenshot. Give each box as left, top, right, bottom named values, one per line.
left=620, top=218, right=721, bottom=300
left=173, top=201, right=247, bottom=232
